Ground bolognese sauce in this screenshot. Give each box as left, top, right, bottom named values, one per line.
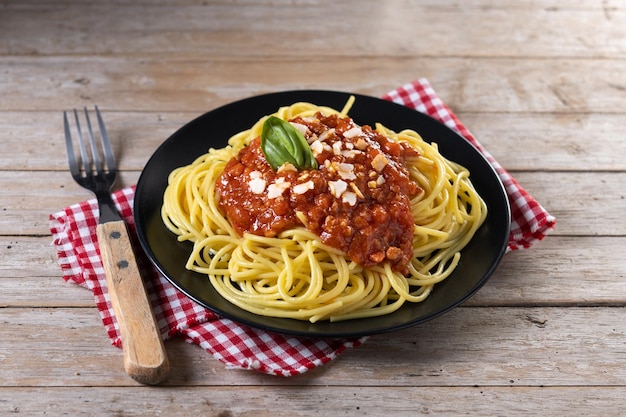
left=217, top=113, right=422, bottom=274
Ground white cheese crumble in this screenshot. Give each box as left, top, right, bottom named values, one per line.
left=277, top=162, right=297, bottom=173
left=310, top=140, right=324, bottom=157
left=306, top=134, right=319, bottom=145
left=267, top=178, right=291, bottom=199
left=342, top=191, right=357, bottom=206
left=318, top=128, right=335, bottom=142
left=341, top=149, right=361, bottom=158
left=248, top=171, right=267, bottom=194
left=249, top=177, right=267, bottom=194
left=332, top=141, right=343, bottom=156
left=328, top=179, right=348, bottom=198
left=289, top=122, right=309, bottom=136
left=372, top=153, right=389, bottom=172
left=355, top=138, right=368, bottom=150
left=293, top=180, right=314, bottom=195
left=336, top=162, right=357, bottom=180
left=343, top=126, right=363, bottom=138
left=368, top=175, right=385, bottom=189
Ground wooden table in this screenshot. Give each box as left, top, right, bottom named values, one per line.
left=2, top=1, right=625, bottom=415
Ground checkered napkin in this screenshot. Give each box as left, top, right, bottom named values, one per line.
left=49, top=79, right=556, bottom=377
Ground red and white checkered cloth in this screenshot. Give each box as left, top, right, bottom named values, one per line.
left=49, top=79, right=555, bottom=377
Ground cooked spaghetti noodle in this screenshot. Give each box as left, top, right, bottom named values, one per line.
left=161, top=100, right=487, bottom=322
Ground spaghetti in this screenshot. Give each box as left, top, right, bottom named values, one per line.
left=161, top=100, right=487, bottom=322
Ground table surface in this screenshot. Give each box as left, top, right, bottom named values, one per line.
left=1, top=1, right=625, bottom=415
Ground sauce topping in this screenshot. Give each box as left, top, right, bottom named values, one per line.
left=217, top=113, right=422, bottom=274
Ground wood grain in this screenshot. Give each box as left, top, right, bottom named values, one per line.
left=1, top=386, right=626, bottom=416
left=1, top=1, right=623, bottom=58
left=2, top=0, right=625, bottom=414
left=1, top=56, right=624, bottom=113
left=2, top=306, right=626, bottom=387
left=96, top=220, right=170, bottom=385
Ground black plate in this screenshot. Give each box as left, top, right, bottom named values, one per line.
left=134, top=90, right=510, bottom=338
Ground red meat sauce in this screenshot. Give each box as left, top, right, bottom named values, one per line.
left=216, top=112, right=422, bottom=274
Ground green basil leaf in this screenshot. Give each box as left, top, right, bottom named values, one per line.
left=260, top=116, right=318, bottom=171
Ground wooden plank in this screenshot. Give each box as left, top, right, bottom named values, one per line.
left=1, top=306, right=625, bottom=387
left=2, top=236, right=625, bottom=307
left=460, top=112, right=626, bottom=171
left=468, top=236, right=626, bottom=306
left=0, top=170, right=141, bottom=235
left=1, top=56, right=624, bottom=113
left=0, top=236, right=60, bottom=278
left=6, top=0, right=623, bottom=7
left=0, top=111, right=196, bottom=171
left=520, top=172, right=626, bottom=237
left=1, top=386, right=626, bottom=416
left=2, top=111, right=625, bottom=172
left=1, top=2, right=623, bottom=58
left=0, top=171, right=621, bottom=236
left=0, top=276, right=95, bottom=307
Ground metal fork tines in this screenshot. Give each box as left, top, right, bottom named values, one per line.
left=62, top=107, right=169, bottom=385
left=63, top=107, right=120, bottom=223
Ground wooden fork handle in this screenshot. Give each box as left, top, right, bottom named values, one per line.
left=96, top=220, right=170, bottom=385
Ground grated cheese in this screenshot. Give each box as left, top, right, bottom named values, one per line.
left=289, top=122, right=309, bottom=136
left=249, top=177, right=267, bottom=194
left=343, top=126, right=363, bottom=138
left=293, top=180, right=315, bottom=195
left=318, top=128, right=335, bottom=142
left=341, top=149, right=361, bottom=158
left=310, top=140, right=324, bottom=157
left=372, top=153, right=389, bottom=172
left=355, top=138, right=368, bottom=150
left=342, top=191, right=357, bottom=206
left=332, top=141, right=343, bottom=156
left=328, top=179, right=348, bottom=198
left=336, top=162, right=357, bottom=180
left=267, top=178, right=291, bottom=199
left=277, top=162, right=297, bottom=173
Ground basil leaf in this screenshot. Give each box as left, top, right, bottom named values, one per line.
left=260, top=116, right=318, bottom=171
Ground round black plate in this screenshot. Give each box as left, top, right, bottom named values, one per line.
left=134, top=90, right=510, bottom=338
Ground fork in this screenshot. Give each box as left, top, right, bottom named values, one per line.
left=64, top=107, right=169, bottom=385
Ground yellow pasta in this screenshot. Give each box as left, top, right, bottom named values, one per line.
left=161, top=100, right=487, bottom=322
